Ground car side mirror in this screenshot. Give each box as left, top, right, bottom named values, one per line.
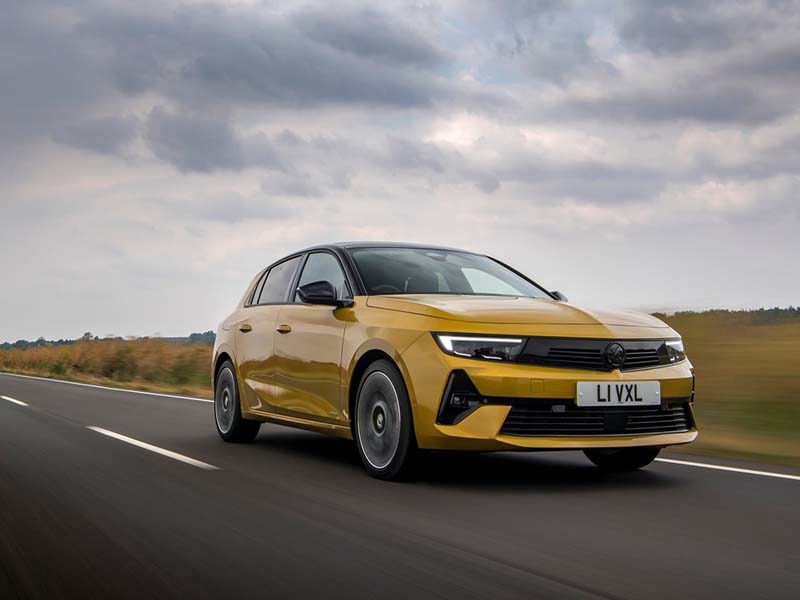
left=297, top=280, right=353, bottom=308
left=551, top=291, right=568, bottom=302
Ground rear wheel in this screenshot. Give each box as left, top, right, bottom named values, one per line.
left=354, top=359, right=415, bottom=480
left=214, top=361, right=260, bottom=443
left=584, top=447, right=660, bottom=471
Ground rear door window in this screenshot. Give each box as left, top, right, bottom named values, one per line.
left=257, top=256, right=302, bottom=304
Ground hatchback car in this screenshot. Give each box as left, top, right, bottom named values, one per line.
left=212, top=242, right=696, bottom=479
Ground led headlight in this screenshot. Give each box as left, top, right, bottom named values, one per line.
left=433, top=334, right=525, bottom=362
left=665, top=339, right=686, bottom=363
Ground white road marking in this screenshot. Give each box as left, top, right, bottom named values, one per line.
left=1, top=395, right=29, bottom=407
left=87, top=426, right=220, bottom=471
left=656, top=458, right=800, bottom=482
left=3, top=372, right=797, bottom=482
left=0, top=371, right=212, bottom=403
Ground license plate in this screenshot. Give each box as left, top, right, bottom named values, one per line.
left=576, top=381, right=660, bottom=406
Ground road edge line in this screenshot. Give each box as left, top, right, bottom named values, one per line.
left=0, top=371, right=212, bottom=403
left=656, top=457, right=800, bottom=482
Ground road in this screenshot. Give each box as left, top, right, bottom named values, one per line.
left=1, top=372, right=798, bottom=600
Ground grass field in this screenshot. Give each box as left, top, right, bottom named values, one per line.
left=1, top=309, right=798, bottom=466
left=0, top=338, right=212, bottom=398
left=656, top=310, right=800, bottom=467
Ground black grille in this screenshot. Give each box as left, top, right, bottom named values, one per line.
left=520, top=338, right=669, bottom=371
left=500, top=400, right=692, bottom=437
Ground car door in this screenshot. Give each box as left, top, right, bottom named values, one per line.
left=235, top=256, right=302, bottom=414
left=271, top=251, right=351, bottom=423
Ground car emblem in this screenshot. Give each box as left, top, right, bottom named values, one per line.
left=605, top=343, right=626, bottom=368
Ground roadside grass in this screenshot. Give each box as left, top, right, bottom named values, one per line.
left=0, top=338, right=213, bottom=399
left=658, top=311, right=800, bottom=467
left=1, top=310, right=798, bottom=467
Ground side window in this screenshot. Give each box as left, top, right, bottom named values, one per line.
left=249, top=271, right=268, bottom=306
left=258, top=256, right=302, bottom=304
left=295, top=252, right=348, bottom=302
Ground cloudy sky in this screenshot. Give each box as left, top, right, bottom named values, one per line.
left=2, top=0, right=798, bottom=341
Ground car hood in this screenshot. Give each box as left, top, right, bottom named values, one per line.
left=365, top=294, right=668, bottom=327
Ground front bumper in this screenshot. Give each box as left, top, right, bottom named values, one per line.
left=400, top=333, right=698, bottom=451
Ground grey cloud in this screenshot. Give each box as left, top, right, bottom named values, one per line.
left=521, top=38, right=616, bottom=86
left=462, top=0, right=613, bottom=86
left=144, top=108, right=286, bottom=173
left=620, top=2, right=743, bottom=54
left=291, top=4, right=446, bottom=68
left=725, top=40, right=800, bottom=81
left=76, top=3, right=457, bottom=111
left=145, top=108, right=249, bottom=172
left=53, top=115, right=140, bottom=156
left=563, top=82, right=786, bottom=125
left=156, top=192, right=299, bottom=224
left=0, top=1, right=110, bottom=149
left=382, top=137, right=449, bottom=174
left=262, top=173, right=323, bottom=198
left=618, top=1, right=789, bottom=55
left=461, top=0, right=567, bottom=31
left=474, top=174, right=501, bottom=194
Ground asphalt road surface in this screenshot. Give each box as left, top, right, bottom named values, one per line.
left=1, top=372, right=798, bottom=600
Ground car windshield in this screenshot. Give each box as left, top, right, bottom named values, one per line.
left=349, top=247, right=551, bottom=298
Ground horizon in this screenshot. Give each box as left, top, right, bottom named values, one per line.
left=3, top=304, right=799, bottom=346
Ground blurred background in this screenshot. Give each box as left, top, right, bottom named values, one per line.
left=1, top=0, right=798, bottom=468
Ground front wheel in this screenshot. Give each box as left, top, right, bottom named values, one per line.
left=354, top=360, right=416, bottom=480
left=214, top=361, right=260, bottom=443
left=584, top=447, right=660, bottom=471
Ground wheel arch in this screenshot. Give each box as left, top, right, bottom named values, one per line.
left=213, top=351, right=233, bottom=384
left=347, top=342, right=417, bottom=437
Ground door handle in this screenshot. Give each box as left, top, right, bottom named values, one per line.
left=276, top=324, right=292, bottom=334
left=239, top=323, right=252, bottom=333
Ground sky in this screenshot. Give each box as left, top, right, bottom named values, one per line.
left=1, top=0, right=799, bottom=342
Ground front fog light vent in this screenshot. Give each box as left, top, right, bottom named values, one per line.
left=437, top=370, right=485, bottom=425
left=450, top=394, right=471, bottom=409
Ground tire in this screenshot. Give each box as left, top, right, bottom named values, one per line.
left=584, top=447, right=661, bottom=471
left=214, top=360, right=260, bottom=443
left=353, top=359, right=416, bottom=480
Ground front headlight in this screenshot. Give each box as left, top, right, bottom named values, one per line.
left=665, top=339, right=686, bottom=363
left=433, top=334, right=525, bottom=362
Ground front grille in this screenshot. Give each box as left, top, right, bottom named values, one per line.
left=623, top=348, right=661, bottom=369
left=545, top=347, right=604, bottom=369
left=500, top=400, right=692, bottom=437
left=520, top=338, right=669, bottom=371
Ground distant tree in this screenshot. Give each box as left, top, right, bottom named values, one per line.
left=188, top=331, right=216, bottom=345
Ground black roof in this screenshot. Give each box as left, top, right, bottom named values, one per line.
left=258, top=241, right=550, bottom=299
left=299, top=241, right=478, bottom=254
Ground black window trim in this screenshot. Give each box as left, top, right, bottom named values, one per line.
left=244, top=248, right=358, bottom=308
left=292, top=249, right=354, bottom=305
left=246, top=269, right=268, bottom=307
left=245, top=254, right=304, bottom=307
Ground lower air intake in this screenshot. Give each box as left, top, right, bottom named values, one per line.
left=500, top=400, right=692, bottom=437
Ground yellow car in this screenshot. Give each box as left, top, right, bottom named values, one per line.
left=212, top=242, right=696, bottom=479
